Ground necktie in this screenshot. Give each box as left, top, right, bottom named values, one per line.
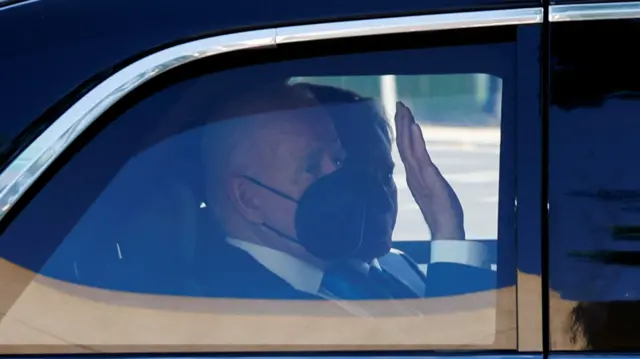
left=320, top=264, right=392, bottom=300
left=367, top=265, right=421, bottom=299
left=321, top=263, right=420, bottom=300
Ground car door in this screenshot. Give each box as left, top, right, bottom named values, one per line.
left=0, top=1, right=543, bottom=358
left=548, top=0, right=640, bottom=352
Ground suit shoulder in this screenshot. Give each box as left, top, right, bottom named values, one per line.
left=194, top=243, right=319, bottom=300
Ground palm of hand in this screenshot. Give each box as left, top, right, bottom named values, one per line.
left=394, top=101, right=465, bottom=240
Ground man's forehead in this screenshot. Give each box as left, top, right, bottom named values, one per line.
left=256, top=107, right=337, bottom=141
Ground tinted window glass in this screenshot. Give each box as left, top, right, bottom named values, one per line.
left=549, top=20, right=640, bottom=351
left=0, top=33, right=516, bottom=352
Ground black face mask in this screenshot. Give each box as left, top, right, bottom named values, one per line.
left=244, top=165, right=394, bottom=261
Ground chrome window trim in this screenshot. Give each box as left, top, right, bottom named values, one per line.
left=275, top=8, right=542, bottom=43
left=0, top=7, right=542, bottom=221
left=0, top=0, right=38, bottom=12
left=550, top=2, right=640, bottom=22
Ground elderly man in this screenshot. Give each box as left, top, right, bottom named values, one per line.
left=195, top=82, right=484, bottom=300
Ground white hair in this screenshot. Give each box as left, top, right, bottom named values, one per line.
left=201, top=115, right=259, bottom=205
left=199, top=83, right=321, bottom=223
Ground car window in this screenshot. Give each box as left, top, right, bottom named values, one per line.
left=0, top=30, right=516, bottom=352
left=549, top=19, right=640, bottom=351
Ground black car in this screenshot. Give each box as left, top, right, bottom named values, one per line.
left=0, top=0, right=638, bottom=356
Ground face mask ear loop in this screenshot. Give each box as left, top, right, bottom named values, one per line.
left=241, top=175, right=299, bottom=203
left=240, top=175, right=303, bottom=245
left=262, top=222, right=303, bottom=245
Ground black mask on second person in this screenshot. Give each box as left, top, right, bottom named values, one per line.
left=244, top=164, right=394, bottom=261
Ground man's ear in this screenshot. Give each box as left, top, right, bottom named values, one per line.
left=227, top=177, right=264, bottom=223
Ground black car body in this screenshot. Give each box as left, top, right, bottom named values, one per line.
left=0, top=0, right=639, bottom=356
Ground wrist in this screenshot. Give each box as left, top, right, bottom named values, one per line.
left=430, top=225, right=465, bottom=240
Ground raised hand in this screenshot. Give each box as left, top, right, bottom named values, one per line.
left=394, top=101, right=465, bottom=240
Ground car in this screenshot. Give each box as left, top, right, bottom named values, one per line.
left=0, top=0, right=637, bottom=356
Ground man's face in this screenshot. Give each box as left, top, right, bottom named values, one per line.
left=351, top=124, right=398, bottom=261
left=243, top=107, right=398, bottom=260
left=248, top=109, right=345, bottom=241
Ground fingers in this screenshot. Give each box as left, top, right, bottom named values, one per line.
left=411, top=122, right=432, bottom=163
left=395, top=101, right=432, bottom=163
left=394, top=101, right=413, bottom=160
left=398, top=103, right=421, bottom=150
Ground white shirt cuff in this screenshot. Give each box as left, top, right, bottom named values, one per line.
left=429, top=239, right=490, bottom=269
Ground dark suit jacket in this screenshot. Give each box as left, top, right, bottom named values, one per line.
left=193, top=242, right=320, bottom=300
left=193, top=240, right=496, bottom=300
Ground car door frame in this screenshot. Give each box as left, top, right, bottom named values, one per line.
left=0, top=5, right=545, bottom=354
